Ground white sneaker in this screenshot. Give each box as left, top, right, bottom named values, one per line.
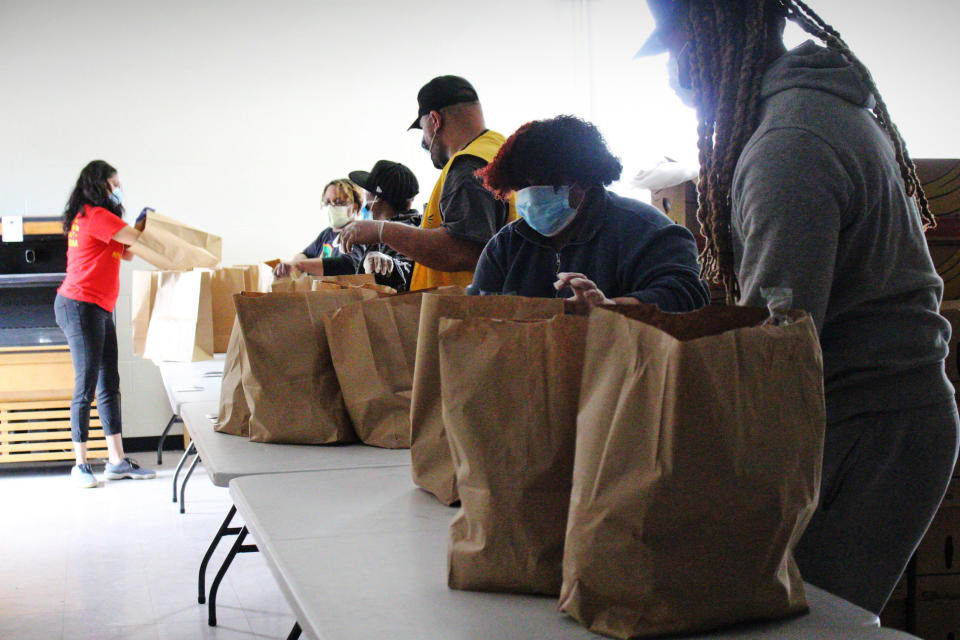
left=71, top=463, right=98, bottom=488
left=104, top=457, right=156, bottom=480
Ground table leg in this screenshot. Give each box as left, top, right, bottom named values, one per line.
left=180, top=453, right=201, bottom=514
left=198, top=504, right=243, bottom=604
left=172, top=441, right=196, bottom=503
left=157, top=414, right=182, bottom=465
left=286, top=622, right=302, bottom=640
left=208, top=525, right=258, bottom=626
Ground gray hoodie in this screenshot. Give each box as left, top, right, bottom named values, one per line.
left=732, top=41, right=953, bottom=424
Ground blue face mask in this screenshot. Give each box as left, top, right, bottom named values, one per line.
left=109, top=187, right=123, bottom=206
left=359, top=203, right=372, bottom=220
left=515, top=185, right=578, bottom=237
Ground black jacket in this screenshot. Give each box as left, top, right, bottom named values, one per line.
left=469, top=188, right=709, bottom=312
left=361, top=210, right=422, bottom=292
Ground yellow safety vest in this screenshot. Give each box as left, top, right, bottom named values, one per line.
left=409, top=130, right=518, bottom=291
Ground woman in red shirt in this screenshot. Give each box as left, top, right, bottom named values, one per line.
left=56, top=160, right=156, bottom=488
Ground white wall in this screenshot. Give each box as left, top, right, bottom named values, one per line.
left=2, top=0, right=959, bottom=437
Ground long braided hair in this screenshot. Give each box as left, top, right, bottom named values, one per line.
left=688, top=0, right=933, bottom=303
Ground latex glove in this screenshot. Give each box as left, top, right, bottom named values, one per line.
left=555, top=272, right=613, bottom=313
left=273, top=262, right=294, bottom=277
left=135, top=207, right=154, bottom=231
left=363, top=251, right=395, bottom=276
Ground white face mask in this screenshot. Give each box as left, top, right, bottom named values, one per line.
left=668, top=43, right=696, bottom=108
left=323, top=204, right=352, bottom=230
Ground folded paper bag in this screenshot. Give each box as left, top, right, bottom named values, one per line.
left=127, top=210, right=221, bottom=270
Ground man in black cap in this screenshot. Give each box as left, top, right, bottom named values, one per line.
left=347, top=160, right=422, bottom=292
left=340, top=75, right=515, bottom=290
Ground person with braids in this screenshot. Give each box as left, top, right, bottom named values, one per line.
left=57, top=160, right=160, bottom=488
left=471, top=115, right=708, bottom=312
left=640, top=0, right=958, bottom=613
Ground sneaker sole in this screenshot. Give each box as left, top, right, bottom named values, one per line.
left=104, top=472, right=156, bottom=480
left=74, top=480, right=98, bottom=488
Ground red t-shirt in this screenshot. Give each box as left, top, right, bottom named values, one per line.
left=58, top=205, right=127, bottom=312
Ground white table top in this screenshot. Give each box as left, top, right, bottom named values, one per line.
left=180, top=402, right=411, bottom=488
left=157, top=355, right=225, bottom=414
left=230, top=468, right=899, bottom=640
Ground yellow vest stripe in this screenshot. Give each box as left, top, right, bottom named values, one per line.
left=409, top=130, right=517, bottom=291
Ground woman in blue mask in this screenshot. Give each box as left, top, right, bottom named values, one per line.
left=471, top=115, right=708, bottom=312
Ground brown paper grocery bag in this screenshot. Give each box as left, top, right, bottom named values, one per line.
left=235, top=289, right=375, bottom=444
left=227, top=264, right=265, bottom=292
left=271, top=273, right=314, bottom=293
left=410, top=294, right=565, bottom=505
left=143, top=270, right=214, bottom=362
left=559, top=305, right=825, bottom=638
left=215, top=316, right=250, bottom=437
left=209, top=267, right=248, bottom=353
left=313, top=273, right=375, bottom=287
left=324, top=290, right=448, bottom=448
left=255, top=261, right=280, bottom=292
left=441, top=314, right=586, bottom=595
left=127, top=211, right=222, bottom=270
left=310, top=276, right=397, bottom=298
left=354, top=283, right=398, bottom=296
left=131, top=270, right=160, bottom=357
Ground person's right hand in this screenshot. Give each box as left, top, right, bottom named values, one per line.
left=273, top=262, right=294, bottom=277
left=554, top=272, right=613, bottom=314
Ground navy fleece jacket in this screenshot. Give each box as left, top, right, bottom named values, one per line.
left=469, top=188, right=709, bottom=312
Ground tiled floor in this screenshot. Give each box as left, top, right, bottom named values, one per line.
left=0, top=455, right=297, bottom=640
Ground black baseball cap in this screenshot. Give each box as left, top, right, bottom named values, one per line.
left=408, top=75, right=479, bottom=130
left=349, top=160, right=419, bottom=209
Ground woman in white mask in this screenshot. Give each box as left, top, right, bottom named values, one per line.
left=274, top=178, right=365, bottom=277
left=470, top=115, right=708, bottom=313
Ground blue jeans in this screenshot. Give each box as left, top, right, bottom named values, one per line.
left=54, top=294, right=122, bottom=442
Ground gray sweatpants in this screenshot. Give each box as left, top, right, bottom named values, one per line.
left=794, top=399, right=959, bottom=614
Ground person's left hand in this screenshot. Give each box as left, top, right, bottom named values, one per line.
left=363, top=251, right=395, bottom=276
left=555, top=272, right=613, bottom=312
left=339, top=220, right=379, bottom=253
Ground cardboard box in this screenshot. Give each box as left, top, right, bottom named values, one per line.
left=651, top=181, right=699, bottom=233
left=916, top=507, right=960, bottom=575
left=917, top=159, right=960, bottom=220
left=942, top=474, right=960, bottom=510
left=941, top=301, right=960, bottom=380
left=916, top=574, right=960, bottom=640
left=919, top=159, right=960, bottom=300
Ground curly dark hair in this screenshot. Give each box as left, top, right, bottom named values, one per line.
left=477, top=115, right=622, bottom=199
left=63, top=160, right=123, bottom=234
